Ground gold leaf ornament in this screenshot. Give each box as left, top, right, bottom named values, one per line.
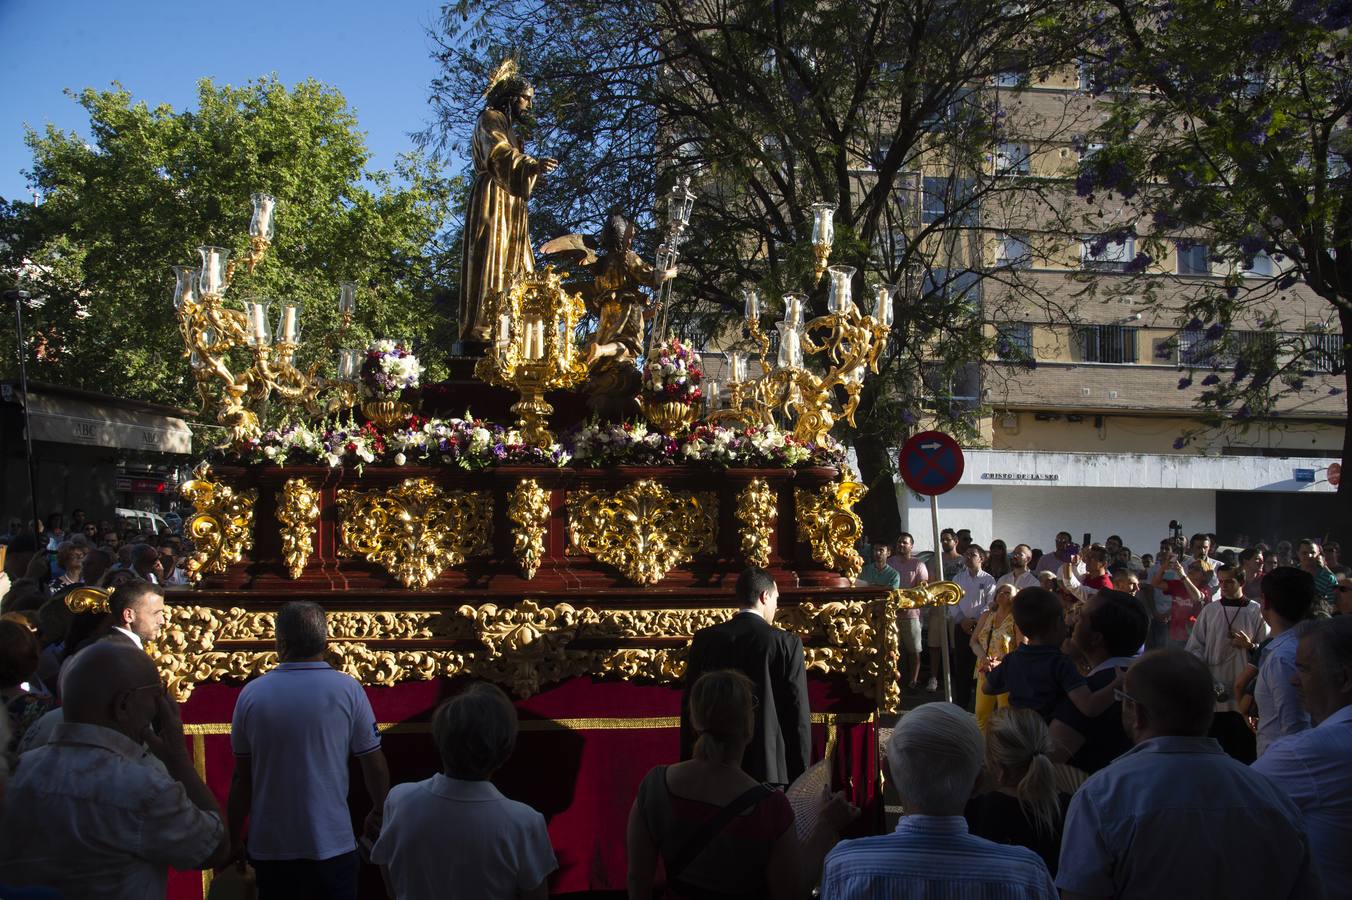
left=276, top=478, right=321, bottom=579
left=336, top=478, right=492, bottom=589
left=566, top=480, right=717, bottom=585
left=507, top=479, right=551, bottom=580
left=795, top=480, right=867, bottom=583
left=734, top=478, right=778, bottom=568
left=181, top=474, right=258, bottom=582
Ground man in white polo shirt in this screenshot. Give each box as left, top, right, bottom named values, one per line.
left=228, top=601, right=390, bottom=899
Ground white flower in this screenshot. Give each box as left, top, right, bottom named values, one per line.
left=325, top=452, right=342, bottom=467
left=394, top=452, right=407, bottom=466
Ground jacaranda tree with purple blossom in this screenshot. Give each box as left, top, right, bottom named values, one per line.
left=1071, top=0, right=1351, bottom=509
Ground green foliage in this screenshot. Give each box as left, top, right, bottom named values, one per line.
left=0, top=77, right=458, bottom=411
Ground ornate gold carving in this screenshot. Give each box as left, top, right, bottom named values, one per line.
left=566, top=480, right=717, bottom=585
left=735, top=478, right=778, bottom=568
left=64, top=586, right=110, bottom=613
left=507, top=479, right=550, bottom=580
left=795, top=480, right=867, bottom=583
left=151, top=584, right=960, bottom=704
left=276, top=478, right=320, bottom=579
left=336, top=478, right=492, bottom=590
left=181, top=473, right=257, bottom=582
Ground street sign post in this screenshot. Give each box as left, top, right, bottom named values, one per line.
left=898, top=431, right=967, bottom=704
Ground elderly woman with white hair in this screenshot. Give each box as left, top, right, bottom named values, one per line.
left=370, top=683, right=557, bottom=900
left=820, top=703, right=1057, bottom=900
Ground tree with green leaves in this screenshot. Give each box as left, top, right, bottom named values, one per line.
left=1072, top=0, right=1350, bottom=508
left=427, top=0, right=1089, bottom=535
left=0, top=76, right=458, bottom=424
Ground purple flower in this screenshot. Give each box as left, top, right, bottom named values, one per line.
left=1201, top=373, right=1220, bottom=386
left=1184, top=318, right=1204, bottom=332
left=1178, top=376, right=1193, bottom=389
left=1172, top=436, right=1187, bottom=450
left=1204, top=323, right=1225, bottom=340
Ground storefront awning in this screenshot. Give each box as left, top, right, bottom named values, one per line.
left=23, top=392, right=193, bottom=454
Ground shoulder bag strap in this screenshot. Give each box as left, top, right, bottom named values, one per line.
left=666, top=782, right=775, bottom=887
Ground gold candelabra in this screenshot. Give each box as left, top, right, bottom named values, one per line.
left=710, top=204, right=895, bottom=444
left=475, top=267, right=590, bottom=447
left=171, top=194, right=361, bottom=446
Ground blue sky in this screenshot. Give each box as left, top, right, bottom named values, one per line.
left=0, top=0, right=451, bottom=202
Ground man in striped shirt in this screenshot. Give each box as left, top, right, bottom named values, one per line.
left=820, top=703, right=1057, bottom=899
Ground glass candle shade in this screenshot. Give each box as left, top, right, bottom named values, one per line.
left=198, top=246, right=231, bottom=297
left=171, top=265, right=198, bottom=311
left=873, top=283, right=897, bottom=327
left=337, top=282, right=357, bottom=316
left=811, top=202, right=836, bottom=249
left=249, top=192, right=277, bottom=240
left=245, top=301, right=271, bottom=347
left=337, top=349, right=362, bottom=381
left=669, top=177, right=696, bottom=230
left=743, top=288, right=761, bottom=323
left=704, top=379, right=721, bottom=411
left=781, top=293, right=805, bottom=327
left=725, top=349, right=745, bottom=383
left=826, top=265, right=856, bottom=315
left=274, top=302, right=301, bottom=344
left=776, top=321, right=803, bottom=369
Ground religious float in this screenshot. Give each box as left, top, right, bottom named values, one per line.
left=78, top=64, right=958, bottom=899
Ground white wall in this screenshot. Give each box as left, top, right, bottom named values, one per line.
left=989, top=485, right=1216, bottom=559
left=899, top=484, right=994, bottom=556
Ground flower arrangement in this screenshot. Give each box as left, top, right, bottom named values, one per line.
left=227, top=414, right=570, bottom=471
left=642, top=337, right=703, bottom=405
left=223, top=416, right=845, bottom=472
left=360, top=340, right=423, bottom=400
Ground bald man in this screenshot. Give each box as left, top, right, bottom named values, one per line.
left=0, top=643, right=230, bottom=899
left=1057, top=649, right=1322, bottom=900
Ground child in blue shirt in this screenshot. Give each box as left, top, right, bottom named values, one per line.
left=983, top=586, right=1120, bottom=721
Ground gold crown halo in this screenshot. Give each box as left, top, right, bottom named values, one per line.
left=483, top=57, right=520, bottom=99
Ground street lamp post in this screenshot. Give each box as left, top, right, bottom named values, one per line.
left=5, top=289, right=41, bottom=543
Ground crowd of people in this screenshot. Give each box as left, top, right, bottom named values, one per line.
left=0, top=504, right=1348, bottom=898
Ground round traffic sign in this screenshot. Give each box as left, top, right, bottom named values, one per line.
left=898, top=430, right=965, bottom=496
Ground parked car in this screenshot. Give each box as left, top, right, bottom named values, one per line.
left=115, top=507, right=171, bottom=536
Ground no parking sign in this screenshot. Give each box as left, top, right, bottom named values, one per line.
left=898, top=430, right=965, bottom=496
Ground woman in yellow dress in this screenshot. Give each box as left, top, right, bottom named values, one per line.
left=972, top=582, right=1021, bottom=731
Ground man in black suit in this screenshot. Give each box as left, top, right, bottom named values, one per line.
left=680, top=567, right=812, bottom=785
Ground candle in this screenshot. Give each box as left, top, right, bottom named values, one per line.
left=876, top=283, right=897, bottom=325
left=247, top=302, right=270, bottom=346
left=171, top=265, right=197, bottom=310
left=338, top=349, right=361, bottom=380
left=781, top=293, right=805, bottom=327
left=498, top=314, right=512, bottom=349
left=743, top=289, right=760, bottom=322
left=811, top=202, right=836, bottom=248
left=534, top=321, right=546, bottom=360
left=725, top=350, right=745, bottom=383
left=198, top=246, right=230, bottom=297
left=705, top=379, right=721, bottom=410
left=275, top=304, right=300, bottom=344
left=338, top=282, right=357, bottom=316
left=250, top=192, right=276, bottom=240
left=776, top=322, right=801, bottom=369
left=827, top=266, right=855, bottom=315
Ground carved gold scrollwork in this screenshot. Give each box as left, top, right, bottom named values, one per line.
left=276, top=478, right=320, bottom=579
left=566, top=480, right=717, bottom=585
left=735, top=478, right=778, bottom=568
left=181, top=474, right=258, bottom=582
left=336, top=478, right=492, bottom=589
left=151, top=589, right=963, bottom=703
left=64, top=586, right=111, bottom=613
left=794, top=480, right=867, bottom=583
left=507, top=479, right=550, bottom=580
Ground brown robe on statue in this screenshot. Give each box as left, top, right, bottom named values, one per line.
left=459, top=108, right=544, bottom=342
